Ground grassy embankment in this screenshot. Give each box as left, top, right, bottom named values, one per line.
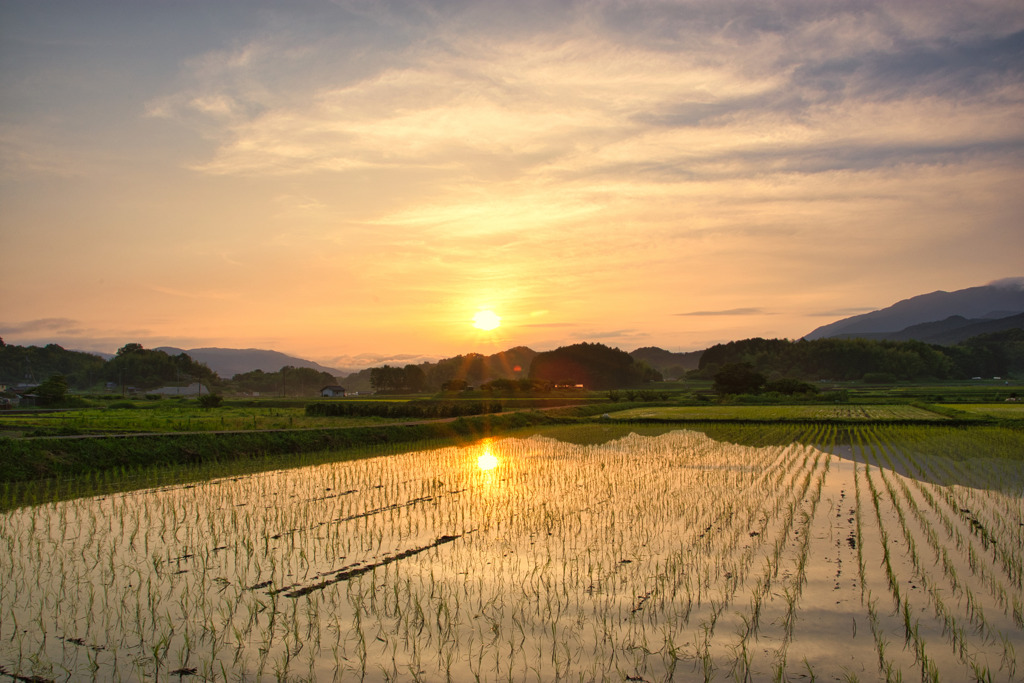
left=0, top=399, right=621, bottom=510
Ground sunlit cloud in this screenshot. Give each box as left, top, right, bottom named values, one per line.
left=1, top=318, right=83, bottom=335
left=2, top=1, right=1023, bottom=358
left=989, top=276, right=1024, bottom=290
left=149, top=286, right=239, bottom=300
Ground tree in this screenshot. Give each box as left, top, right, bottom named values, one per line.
left=104, top=344, right=218, bottom=391
left=370, top=365, right=406, bottom=392
left=0, top=343, right=105, bottom=388
left=117, top=342, right=145, bottom=356
left=403, top=364, right=427, bottom=393
left=35, top=373, right=69, bottom=406
left=441, top=379, right=468, bottom=392
left=713, top=363, right=766, bottom=395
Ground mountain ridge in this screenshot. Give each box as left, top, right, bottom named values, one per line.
left=155, top=347, right=354, bottom=379
left=805, top=278, right=1024, bottom=340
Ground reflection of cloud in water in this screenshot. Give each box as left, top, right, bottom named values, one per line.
left=2, top=427, right=1021, bottom=682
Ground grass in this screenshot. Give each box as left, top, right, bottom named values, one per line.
left=0, top=403, right=396, bottom=436
left=948, top=403, right=1024, bottom=420
left=0, top=411, right=568, bottom=509
left=602, top=404, right=956, bottom=422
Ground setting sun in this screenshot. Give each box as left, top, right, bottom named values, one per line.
left=472, top=310, right=501, bottom=331
left=478, top=451, right=499, bottom=470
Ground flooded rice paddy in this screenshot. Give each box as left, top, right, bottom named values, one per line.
left=1, top=426, right=1022, bottom=681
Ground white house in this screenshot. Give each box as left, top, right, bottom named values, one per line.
left=320, top=385, right=346, bottom=397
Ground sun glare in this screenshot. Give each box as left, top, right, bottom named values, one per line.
left=472, top=310, right=501, bottom=331
left=478, top=451, right=499, bottom=471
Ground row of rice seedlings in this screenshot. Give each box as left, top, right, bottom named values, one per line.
left=868, top=432, right=1007, bottom=678
left=887, top=427, right=1024, bottom=603
left=874, top=429, right=1024, bottom=679
left=857, top=431, right=941, bottom=679
left=879, top=433, right=1019, bottom=628
left=858, top=427, right=1024, bottom=682
left=3, top=426, right=1019, bottom=681
left=849, top=448, right=908, bottom=681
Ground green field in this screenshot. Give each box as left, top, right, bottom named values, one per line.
left=949, top=403, right=1024, bottom=419
left=0, top=403, right=398, bottom=436
left=604, top=403, right=951, bottom=421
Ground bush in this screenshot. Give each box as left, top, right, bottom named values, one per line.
left=764, top=378, right=819, bottom=395
left=306, top=400, right=503, bottom=419
left=198, top=394, right=224, bottom=409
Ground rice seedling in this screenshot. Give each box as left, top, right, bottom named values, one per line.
left=1, top=425, right=1022, bottom=681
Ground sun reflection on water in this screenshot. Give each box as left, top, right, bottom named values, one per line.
left=478, top=449, right=499, bottom=471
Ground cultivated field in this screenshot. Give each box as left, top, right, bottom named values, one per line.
left=952, top=404, right=1024, bottom=420
left=1, top=425, right=1022, bottom=682
left=604, top=404, right=949, bottom=421
left=0, top=403, right=393, bottom=436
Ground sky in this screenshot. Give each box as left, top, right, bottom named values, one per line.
left=2, top=0, right=1023, bottom=369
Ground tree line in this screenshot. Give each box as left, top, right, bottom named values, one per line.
left=0, top=341, right=336, bottom=399
left=697, top=332, right=1024, bottom=382
left=363, top=343, right=663, bottom=393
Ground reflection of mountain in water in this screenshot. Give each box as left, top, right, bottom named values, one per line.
left=535, top=422, right=1024, bottom=493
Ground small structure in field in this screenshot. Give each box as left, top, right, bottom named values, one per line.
left=150, top=382, right=210, bottom=396
left=320, top=385, right=346, bottom=397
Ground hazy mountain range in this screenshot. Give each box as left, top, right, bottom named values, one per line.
left=148, top=278, right=1023, bottom=381
left=155, top=347, right=358, bottom=379
left=805, top=278, right=1024, bottom=340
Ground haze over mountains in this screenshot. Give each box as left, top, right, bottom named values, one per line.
left=142, top=278, right=1024, bottom=382
left=155, top=347, right=357, bottom=379
left=805, top=278, right=1024, bottom=341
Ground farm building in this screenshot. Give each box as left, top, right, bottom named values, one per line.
left=320, top=385, right=346, bottom=397
left=150, top=382, right=210, bottom=396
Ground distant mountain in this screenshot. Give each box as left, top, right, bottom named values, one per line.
left=805, top=278, right=1024, bottom=340
left=629, top=347, right=703, bottom=378
left=155, top=347, right=352, bottom=379
left=831, top=312, right=1024, bottom=346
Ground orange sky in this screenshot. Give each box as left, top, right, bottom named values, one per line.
left=2, top=1, right=1023, bottom=368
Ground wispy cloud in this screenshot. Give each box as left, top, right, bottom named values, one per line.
left=677, top=308, right=767, bottom=317
left=988, top=276, right=1024, bottom=290
left=1, top=318, right=82, bottom=335
left=809, top=307, right=876, bottom=317
left=3, top=1, right=1023, bottom=359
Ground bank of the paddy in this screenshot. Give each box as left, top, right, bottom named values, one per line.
left=0, top=410, right=588, bottom=510
left=5, top=398, right=1020, bottom=511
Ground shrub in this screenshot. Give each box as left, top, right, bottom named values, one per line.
left=198, top=394, right=224, bottom=409
left=306, top=400, right=503, bottom=419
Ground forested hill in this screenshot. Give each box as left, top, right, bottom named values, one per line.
left=341, top=346, right=538, bottom=393
left=698, top=332, right=1024, bottom=381
left=0, top=342, right=219, bottom=390
left=0, top=342, right=106, bottom=388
